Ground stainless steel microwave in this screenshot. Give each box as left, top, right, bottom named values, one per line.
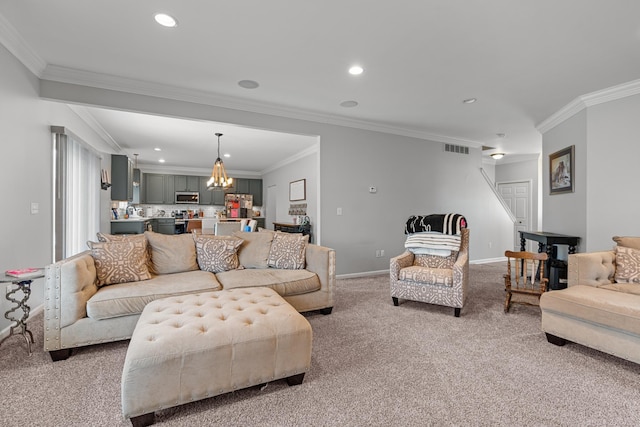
left=175, top=191, right=199, bottom=204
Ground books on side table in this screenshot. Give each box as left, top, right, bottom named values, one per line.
left=4, top=268, right=43, bottom=279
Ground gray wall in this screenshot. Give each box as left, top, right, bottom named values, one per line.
left=542, top=110, right=588, bottom=249
left=39, top=79, right=514, bottom=274
left=263, top=151, right=319, bottom=239
left=542, top=94, right=640, bottom=252
left=0, top=45, right=112, bottom=333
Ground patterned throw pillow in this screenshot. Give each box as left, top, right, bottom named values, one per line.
left=614, top=246, right=640, bottom=284
left=267, top=232, right=309, bottom=270
left=96, top=232, right=145, bottom=243
left=89, top=239, right=151, bottom=287
left=194, top=235, right=243, bottom=273
left=414, top=251, right=459, bottom=269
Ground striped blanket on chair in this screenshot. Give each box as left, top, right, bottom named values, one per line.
left=404, top=213, right=467, bottom=235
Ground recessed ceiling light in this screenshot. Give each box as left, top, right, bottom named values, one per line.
left=491, top=153, right=505, bottom=160
left=224, top=154, right=230, bottom=158
left=154, top=13, right=178, bottom=28
left=158, top=158, right=166, bottom=163
left=340, top=100, right=359, bottom=108
left=349, top=65, right=364, bottom=75
left=463, top=98, right=477, bottom=104
left=238, top=80, right=260, bottom=89
left=154, top=147, right=162, bottom=151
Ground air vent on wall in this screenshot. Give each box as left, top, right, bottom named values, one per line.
left=444, top=144, right=469, bottom=155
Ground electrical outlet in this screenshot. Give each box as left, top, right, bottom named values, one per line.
left=337, top=207, right=343, bottom=216
left=380, top=249, right=385, bottom=257
left=375, top=249, right=384, bottom=258
left=488, top=241, right=493, bottom=248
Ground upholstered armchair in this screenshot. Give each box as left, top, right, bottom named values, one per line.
left=390, top=228, right=469, bottom=316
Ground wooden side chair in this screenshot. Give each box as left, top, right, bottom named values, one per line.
left=504, top=251, right=548, bottom=313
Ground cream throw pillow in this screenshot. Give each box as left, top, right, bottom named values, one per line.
left=194, top=235, right=243, bottom=273
left=267, top=232, right=309, bottom=270
left=89, top=239, right=151, bottom=287
left=232, top=231, right=274, bottom=268
left=614, top=246, right=640, bottom=284
left=144, top=231, right=199, bottom=275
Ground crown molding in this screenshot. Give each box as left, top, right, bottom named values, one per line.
left=261, top=143, right=320, bottom=175
left=68, top=105, right=123, bottom=153
left=41, top=65, right=484, bottom=148
left=536, top=78, right=640, bottom=134
left=0, top=12, right=46, bottom=77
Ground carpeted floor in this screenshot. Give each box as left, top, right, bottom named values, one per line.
left=1, top=262, right=640, bottom=426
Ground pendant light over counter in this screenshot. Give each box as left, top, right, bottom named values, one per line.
left=207, top=133, right=233, bottom=190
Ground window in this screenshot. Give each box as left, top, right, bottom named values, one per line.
left=52, top=127, right=101, bottom=260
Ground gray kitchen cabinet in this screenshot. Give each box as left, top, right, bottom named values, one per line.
left=211, top=188, right=226, bottom=205
left=111, top=220, right=149, bottom=235
left=164, top=175, right=175, bottom=204
left=111, top=154, right=133, bottom=201
left=174, top=175, right=199, bottom=192
left=234, top=178, right=250, bottom=194
left=156, top=218, right=175, bottom=235
left=249, top=179, right=263, bottom=206
left=199, top=176, right=212, bottom=205
left=143, top=173, right=166, bottom=204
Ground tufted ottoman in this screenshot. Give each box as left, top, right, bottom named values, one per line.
left=121, top=287, right=312, bottom=426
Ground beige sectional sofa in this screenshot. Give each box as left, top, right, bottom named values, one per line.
left=540, top=236, right=640, bottom=364
left=44, top=230, right=335, bottom=361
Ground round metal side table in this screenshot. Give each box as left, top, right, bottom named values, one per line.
left=0, top=269, right=44, bottom=356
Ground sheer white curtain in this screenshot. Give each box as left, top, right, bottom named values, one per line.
left=53, top=127, right=101, bottom=260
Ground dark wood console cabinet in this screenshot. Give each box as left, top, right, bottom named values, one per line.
left=273, top=222, right=312, bottom=243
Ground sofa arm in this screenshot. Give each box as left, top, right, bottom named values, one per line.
left=44, top=251, right=99, bottom=352
left=305, top=244, right=336, bottom=304
left=567, top=251, right=616, bottom=288
left=390, top=251, right=414, bottom=281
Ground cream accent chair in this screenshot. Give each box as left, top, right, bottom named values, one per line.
left=390, top=229, right=469, bottom=317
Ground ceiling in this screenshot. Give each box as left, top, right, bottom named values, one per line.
left=2, top=1, right=640, bottom=170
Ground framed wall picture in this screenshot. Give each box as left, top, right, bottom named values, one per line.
left=549, top=145, right=574, bottom=194
left=289, top=179, right=306, bottom=201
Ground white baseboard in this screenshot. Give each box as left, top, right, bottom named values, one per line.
left=470, top=257, right=506, bottom=264
left=0, top=303, right=44, bottom=341
left=337, top=269, right=389, bottom=280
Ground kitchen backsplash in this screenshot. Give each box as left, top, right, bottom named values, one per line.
left=111, top=201, right=263, bottom=219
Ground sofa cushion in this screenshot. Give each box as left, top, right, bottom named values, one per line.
left=96, top=232, right=145, bottom=243
left=215, top=268, right=320, bottom=297
left=614, top=245, right=640, bottom=284
left=267, top=232, right=309, bottom=269
left=233, top=231, right=274, bottom=269
left=612, top=236, right=640, bottom=250
left=540, top=285, right=640, bottom=336
left=86, top=270, right=221, bottom=320
left=399, top=266, right=453, bottom=287
left=598, top=283, right=640, bottom=296
left=88, top=240, right=151, bottom=287
left=144, top=231, right=198, bottom=275
left=194, top=235, right=243, bottom=273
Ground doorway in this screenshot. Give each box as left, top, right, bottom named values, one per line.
left=266, top=185, right=277, bottom=231
left=497, top=181, right=532, bottom=252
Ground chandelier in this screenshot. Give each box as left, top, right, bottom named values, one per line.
left=207, top=133, right=233, bottom=190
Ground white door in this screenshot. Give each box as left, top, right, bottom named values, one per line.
left=498, top=181, right=531, bottom=252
